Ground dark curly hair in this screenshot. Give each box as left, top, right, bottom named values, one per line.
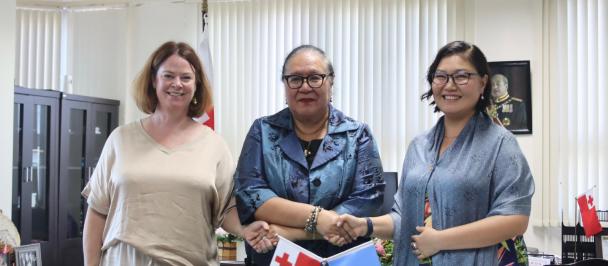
left=421, top=41, right=492, bottom=114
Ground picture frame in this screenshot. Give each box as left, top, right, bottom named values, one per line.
left=488, top=60, right=532, bottom=134
left=0, top=252, right=9, bottom=266
left=14, top=243, right=42, bottom=266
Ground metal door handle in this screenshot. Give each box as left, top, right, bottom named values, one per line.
left=30, top=166, right=36, bottom=184
left=24, top=167, right=31, bottom=183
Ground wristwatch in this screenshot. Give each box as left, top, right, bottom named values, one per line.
left=364, top=217, right=373, bottom=238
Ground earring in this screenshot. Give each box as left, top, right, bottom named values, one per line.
left=192, top=97, right=198, bottom=105
left=481, top=95, right=485, bottom=100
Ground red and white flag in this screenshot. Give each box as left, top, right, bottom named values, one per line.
left=577, top=188, right=602, bottom=237
left=271, top=236, right=322, bottom=266
left=196, top=4, right=215, bottom=129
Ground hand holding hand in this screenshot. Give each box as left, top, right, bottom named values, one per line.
left=411, top=226, right=441, bottom=260
left=316, top=210, right=356, bottom=244
left=336, top=214, right=367, bottom=238
left=242, top=221, right=275, bottom=254
left=267, top=224, right=286, bottom=244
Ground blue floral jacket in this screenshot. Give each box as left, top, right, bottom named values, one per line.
left=235, top=105, right=384, bottom=262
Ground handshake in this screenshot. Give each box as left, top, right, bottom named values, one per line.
left=242, top=210, right=370, bottom=254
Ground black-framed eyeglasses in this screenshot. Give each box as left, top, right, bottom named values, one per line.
left=282, top=73, right=333, bottom=89
left=432, top=71, right=480, bottom=86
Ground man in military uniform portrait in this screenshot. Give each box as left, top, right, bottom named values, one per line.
left=491, top=74, right=528, bottom=131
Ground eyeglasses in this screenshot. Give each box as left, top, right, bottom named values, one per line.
left=282, top=73, right=333, bottom=89
left=432, top=71, right=480, bottom=86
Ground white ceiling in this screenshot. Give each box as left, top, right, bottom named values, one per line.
left=16, top=0, right=198, bottom=8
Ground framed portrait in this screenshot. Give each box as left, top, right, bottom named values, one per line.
left=488, top=60, right=532, bottom=134
left=14, top=243, right=42, bottom=266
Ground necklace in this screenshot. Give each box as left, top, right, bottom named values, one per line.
left=301, top=139, right=322, bottom=159
left=303, top=141, right=313, bottom=158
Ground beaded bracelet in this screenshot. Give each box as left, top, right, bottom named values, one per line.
left=304, top=206, right=322, bottom=233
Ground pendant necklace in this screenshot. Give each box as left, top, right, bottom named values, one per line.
left=303, top=141, right=313, bottom=158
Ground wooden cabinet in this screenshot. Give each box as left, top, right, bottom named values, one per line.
left=12, top=87, right=119, bottom=266
left=12, top=87, right=61, bottom=265
left=57, top=94, right=119, bottom=266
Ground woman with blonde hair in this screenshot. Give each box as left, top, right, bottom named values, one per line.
left=82, top=41, right=272, bottom=266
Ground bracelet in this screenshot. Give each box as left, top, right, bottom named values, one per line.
left=364, top=217, right=374, bottom=238
left=304, top=206, right=322, bottom=233
left=304, top=207, right=317, bottom=233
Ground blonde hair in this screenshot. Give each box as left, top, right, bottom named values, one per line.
left=133, top=41, right=212, bottom=117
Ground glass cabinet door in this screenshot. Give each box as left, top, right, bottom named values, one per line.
left=88, top=105, right=118, bottom=182
left=61, top=105, right=88, bottom=239
left=12, top=92, right=59, bottom=247
left=13, top=88, right=60, bottom=266
left=58, top=99, right=91, bottom=266
left=30, top=103, right=51, bottom=242
left=12, top=99, right=25, bottom=232
left=59, top=99, right=119, bottom=266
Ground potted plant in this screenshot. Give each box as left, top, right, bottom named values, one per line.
left=216, top=233, right=241, bottom=261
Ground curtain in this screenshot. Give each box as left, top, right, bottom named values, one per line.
left=15, top=8, right=62, bottom=91
left=544, top=0, right=608, bottom=226
left=207, top=0, right=461, bottom=172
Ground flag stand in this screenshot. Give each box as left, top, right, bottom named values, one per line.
left=574, top=196, right=579, bottom=261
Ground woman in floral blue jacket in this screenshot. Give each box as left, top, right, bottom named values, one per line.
left=234, top=45, right=385, bottom=265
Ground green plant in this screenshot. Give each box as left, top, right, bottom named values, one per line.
left=216, top=233, right=242, bottom=243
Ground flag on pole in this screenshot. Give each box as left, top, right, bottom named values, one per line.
left=196, top=0, right=215, bottom=129
left=577, top=188, right=602, bottom=237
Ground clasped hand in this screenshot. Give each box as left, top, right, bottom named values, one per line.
left=243, top=211, right=370, bottom=252
left=324, top=213, right=368, bottom=246
left=241, top=221, right=276, bottom=253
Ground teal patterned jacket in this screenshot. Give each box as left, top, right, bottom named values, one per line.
left=391, top=112, right=535, bottom=266
left=235, top=105, right=384, bottom=264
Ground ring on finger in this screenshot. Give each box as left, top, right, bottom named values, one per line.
left=411, top=242, right=417, bottom=250
left=412, top=248, right=420, bottom=255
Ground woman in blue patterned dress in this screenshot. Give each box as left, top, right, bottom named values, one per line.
left=234, top=45, right=385, bottom=265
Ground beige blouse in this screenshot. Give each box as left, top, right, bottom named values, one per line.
left=82, top=120, right=235, bottom=266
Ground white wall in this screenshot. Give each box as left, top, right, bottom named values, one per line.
left=0, top=0, right=16, bottom=216
left=123, top=2, right=198, bottom=124
left=67, top=2, right=198, bottom=125
left=69, top=9, right=128, bottom=103
left=465, top=0, right=560, bottom=255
